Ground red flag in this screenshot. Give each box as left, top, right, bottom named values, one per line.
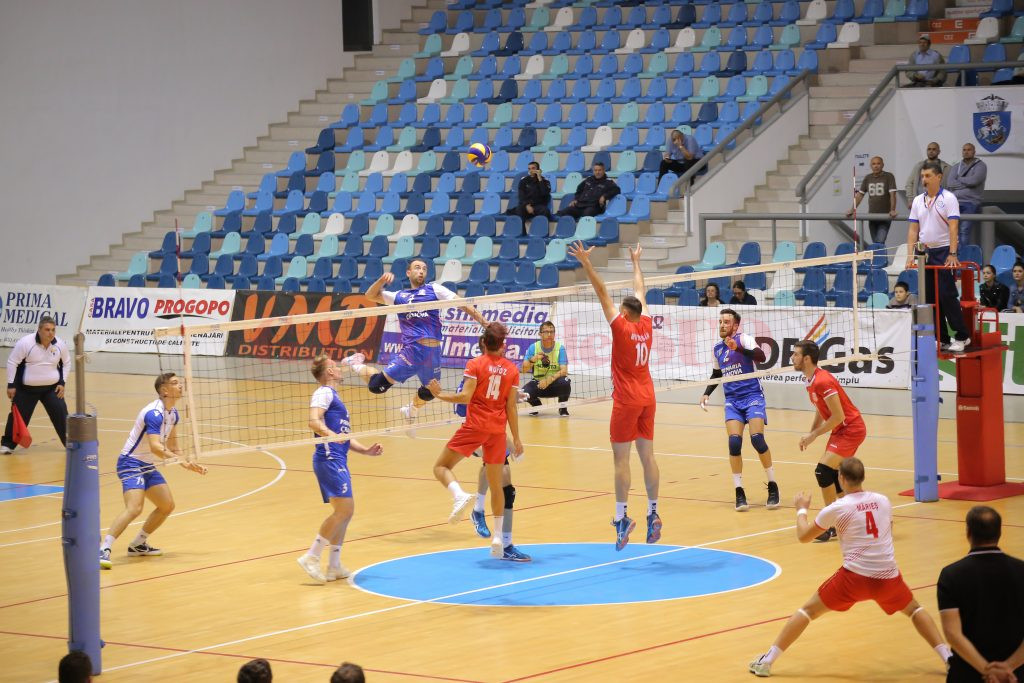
left=11, top=405, right=32, bottom=449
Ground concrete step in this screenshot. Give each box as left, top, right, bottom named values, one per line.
left=721, top=224, right=803, bottom=242
left=808, top=124, right=851, bottom=138
left=858, top=44, right=920, bottom=60
left=351, top=55, right=411, bottom=72
left=267, top=125, right=322, bottom=141
left=752, top=187, right=796, bottom=202
left=379, top=30, right=422, bottom=46
left=817, top=71, right=886, bottom=86
left=810, top=96, right=870, bottom=111
left=786, top=148, right=827, bottom=164
left=767, top=174, right=802, bottom=190
left=849, top=58, right=903, bottom=73
left=809, top=85, right=876, bottom=98
left=776, top=162, right=812, bottom=176
left=286, top=113, right=346, bottom=128
left=297, top=101, right=350, bottom=117
left=810, top=110, right=855, bottom=125
left=744, top=199, right=801, bottom=213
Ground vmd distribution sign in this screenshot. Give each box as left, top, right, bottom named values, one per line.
left=0, top=283, right=86, bottom=347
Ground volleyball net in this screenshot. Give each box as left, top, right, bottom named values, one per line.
left=153, top=248, right=905, bottom=460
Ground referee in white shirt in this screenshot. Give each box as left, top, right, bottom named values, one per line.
left=904, top=161, right=973, bottom=354
left=2, top=316, right=69, bottom=453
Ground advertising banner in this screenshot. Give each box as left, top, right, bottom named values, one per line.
left=0, top=283, right=86, bottom=347
left=551, top=304, right=912, bottom=389
left=377, top=301, right=552, bottom=369
left=82, top=287, right=235, bottom=355
left=939, top=312, right=1024, bottom=395
left=225, top=291, right=386, bottom=361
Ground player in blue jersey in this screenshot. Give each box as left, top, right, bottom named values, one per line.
left=341, top=257, right=488, bottom=424
left=99, top=372, right=207, bottom=570
left=297, top=354, right=384, bottom=584
left=700, top=309, right=780, bottom=512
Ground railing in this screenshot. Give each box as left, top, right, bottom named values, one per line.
left=797, top=60, right=1024, bottom=210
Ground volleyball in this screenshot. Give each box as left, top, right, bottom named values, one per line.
left=466, top=142, right=492, bottom=167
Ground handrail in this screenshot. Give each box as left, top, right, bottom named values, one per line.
left=670, top=68, right=813, bottom=202
left=797, top=59, right=1024, bottom=208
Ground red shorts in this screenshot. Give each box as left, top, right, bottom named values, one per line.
left=818, top=566, right=913, bottom=615
left=447, top=426, right=506, bottom=464
left=826, top=418, right=867, bottom=458
left=609, top=401, right=656, bottom=443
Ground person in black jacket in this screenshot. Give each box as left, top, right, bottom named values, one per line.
left=505, top=162, right=551, bottom=224
left=979, top=264, right=1009, bottom=311
left=556, top=162, right=620, bottom=221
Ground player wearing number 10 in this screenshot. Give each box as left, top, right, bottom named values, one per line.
left=569, top=241, right=661, bottom=552
left=748, top=458, right=951, bottom=677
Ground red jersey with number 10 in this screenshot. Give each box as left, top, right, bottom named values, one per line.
left=463, top=354, right=520, bottom=433
left=610, top=314, right=655, bottom=406
left=806, top=367, right=862, bottom=430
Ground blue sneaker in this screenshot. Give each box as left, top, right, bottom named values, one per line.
left=612, top=515, right=635, bottom=551
left=501, top=544, right=532, bottom=562
left=470, top=510, right=491, bottom=538
left=646, top=512, right=662, bottom=544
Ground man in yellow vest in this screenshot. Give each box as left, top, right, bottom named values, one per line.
left=521, top=321, right=571, bottom=417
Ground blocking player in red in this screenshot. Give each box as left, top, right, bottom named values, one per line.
left=791, top=339, right=868, bottom=542
left=569, top=240, right=661, bottom=552
left=749, top=458, right=951, bottom=677
left=429, top=322, right=526, bottom=560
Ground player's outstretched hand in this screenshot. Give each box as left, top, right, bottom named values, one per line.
left=427, top=378, right=443, bottom=397
left=362, top=443, right=384, bottom=456
left=699, top=394, right=709, bottom=412
left=794, top=491, right=812, bottom=510
left=629, top=243, right=642, bottom=262
left=568, top=241, right=594, bottom=265
left=798, top=433, right=815, bottom=451
left=182, top=460, right=208, bottom=475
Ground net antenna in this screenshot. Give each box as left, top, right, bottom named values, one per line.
left=153, top=249, right=888, bottom=461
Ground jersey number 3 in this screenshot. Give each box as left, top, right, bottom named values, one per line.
left=485, top=374, right=502, bottom=400
left=864, top=511, right=879, bottom=538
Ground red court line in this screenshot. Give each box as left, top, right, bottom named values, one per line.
left=501, top=581, right=940, bottom=682
left=0, top=492, right=607, bottom=611
left=0, top=629, right=483, bottom=682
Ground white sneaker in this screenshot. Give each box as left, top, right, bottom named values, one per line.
left=340, top=353, right=366, bottom=372
left=0, top=446, right=12, bottom=455
left=326, top=564, right=350, bottom=582
left=448, top=492, right=474, bottom=524
left=749, top=654, right=772, bottom=677
left=399, top=403, right=419, bottom=422
left=297, top=554, right=326, bottom=583
left=490, top=537, right=504, bottom=559
left=946, top=338, right=969, bottom=353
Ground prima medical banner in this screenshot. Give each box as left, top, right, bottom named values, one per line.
left=82, top=287, right=235, bottom=355
left=551, top=304, right=911, bottom=390
left=0, top=283, right=86, bottom=347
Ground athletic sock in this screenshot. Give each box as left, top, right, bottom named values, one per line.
left=129, top=531, right=149, bottom=547
left=328, top=545, right=342, bottom=568
left=101, top=535, right=115, bottom=552
left=763, top=645, right=783, bottom=664
left=614, top=502, right=627, bottom=522
left=309, top=535, right=328, bottom=559
left=647, top=499, right=657, bottom=516
left=764, top=466, right=776, bottom=483
left=474, top=492, right=487, bottom=513
left=447, top=481, right=467, bottom=499
left=935, top=644, right=952, bottom=661
left=492, top=516, right=504, bottom=541
left=732, top=473, right=743, bottom=488
left=502, top=532, right=512, bottom=547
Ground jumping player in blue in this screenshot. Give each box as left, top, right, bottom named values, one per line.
left=341, top=257, right=487, bottom=424
left=297, top=354, right=383, bottom=584
left=700, top=309, right=780, bottom=512
left=99, top=372, right=207, bottom=570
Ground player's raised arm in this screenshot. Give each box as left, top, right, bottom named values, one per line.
left=629, top=243, right=648, bottom=315
left=428, top=377, right=476, bottom=404
left=363, top=272, right=395, bottom=304
left=458, top=301, right=489, bottom=327
left=569, top=240, right=617, bottom=323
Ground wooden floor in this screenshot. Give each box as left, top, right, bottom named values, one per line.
left=2, top=372, right=1022, bottom=683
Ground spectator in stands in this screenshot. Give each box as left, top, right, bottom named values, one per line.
left=905, top=36, right=946, bottom=88
left=979, top=265, right=1009, bottom=311
left=330, top=662, right=365, bottom=683
left=937, top=506, right=1024, bottom=683
left=846, top=156, right=898, bottom=244
left=506, top=162, right=551, bottom=225
left=700, top=283, right=722, bottom=307
left=58, top=651, right=92, bottom=683
left=1005, top=262, right=1024, bottom=314
left=904, top=142, right=951, bottom=206
left=556, top=162, right=620, bottom=221
left=659, top=129, right=703, bottom=181
left=729, top=281, right=757, bottom=305
left=946, top=143, right=987, bottom=247
left=521, top=320, right=571, bottom=417
left=237, top=658, right=272, bottom=683
left=2, top=315, right=69, bottom=454
left=887, top=281, right=916, bottom=309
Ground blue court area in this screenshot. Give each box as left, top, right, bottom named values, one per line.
left=0, top=482, right=63, bottom=502
left=352, top=543, right=779, bottom=607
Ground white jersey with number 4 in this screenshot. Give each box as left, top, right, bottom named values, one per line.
left=814, top=490, right=898, bottom=579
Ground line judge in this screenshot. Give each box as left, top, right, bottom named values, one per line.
left=2, top=316, right=69, bottom=454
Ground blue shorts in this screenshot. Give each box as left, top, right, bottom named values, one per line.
left=384, top=342, right=442, bottom=387
left=313, top=456, right=352, bottom=502
left=117, top=455, right=168, bottom=492
left=724, top=394, right=768, bottom=425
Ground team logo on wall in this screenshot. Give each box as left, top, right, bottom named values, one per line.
left=973, top=94, right=1010, bottom=153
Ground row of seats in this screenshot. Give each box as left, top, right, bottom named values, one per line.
left=645, top=287, right=893, bottom=309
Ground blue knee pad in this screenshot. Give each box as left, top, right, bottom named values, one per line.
left=728, top=434, right=742, bottom=456
left=368, top=372, right=392, bottom=394
left=503, top=484, right=516, bottom=510
left=417, top=386, right=435, bottom=401
left=750, top=433, right=769, bottom=454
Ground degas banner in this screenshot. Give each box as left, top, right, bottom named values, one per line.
left=0, top=283, right=86, bottom=347
left=939, top=312, right=1024, bottom=395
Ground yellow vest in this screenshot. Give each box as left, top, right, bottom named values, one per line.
left=532, top=342, right=562, bottom=379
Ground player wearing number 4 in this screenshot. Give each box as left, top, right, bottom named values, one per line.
left=748, top=458, right=951, bottom=677
left=429, top=323, right=527, bottom=561
left=701, top=309, right=780, bottom=512
left=569, top=241, right=661, bottom=552
left=297, top=355, right=384, bottom=584
left=792, top=339, right=868, bottom=543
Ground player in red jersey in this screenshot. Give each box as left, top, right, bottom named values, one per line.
left=791, top=340, right=868, bottom=542
left=429, top=322, right=526, bottom=560
left=569, top=241, right=660, bottom=552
